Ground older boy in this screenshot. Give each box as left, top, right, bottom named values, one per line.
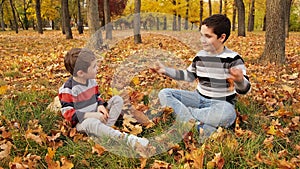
left=155, top=14, right=251, bottom=137
left=58, top=48, right=149, bottom=148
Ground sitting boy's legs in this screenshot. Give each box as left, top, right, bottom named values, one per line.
left=106, top=95, right=124, bottom=126
left=76, top=118, right=149, bottom=147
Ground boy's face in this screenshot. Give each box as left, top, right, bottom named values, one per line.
left=82, top=59, right=98, bottom=79
left=200, top=24, right=225, bottom=54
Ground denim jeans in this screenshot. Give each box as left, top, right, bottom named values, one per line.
left=158, top=88, right=236, bottom=137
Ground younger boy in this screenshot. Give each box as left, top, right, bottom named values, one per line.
left=154, top=14, right=251, bottom=138
left=58, top=48, right=149, bottom=148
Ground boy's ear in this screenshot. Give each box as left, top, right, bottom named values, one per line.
left=76, top=70, right=85, bottom=77
left=219, top=33, right=226, bottom=43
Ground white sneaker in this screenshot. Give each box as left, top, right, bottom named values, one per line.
left=126, top=134, right=149, bottom=148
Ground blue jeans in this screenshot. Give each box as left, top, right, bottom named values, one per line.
left=158, top=88, right=236, bottom=137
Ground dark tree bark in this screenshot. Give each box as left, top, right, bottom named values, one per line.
left=261, top=0, right=286, bottom=64
left=133, top=0, right=141, bottom=44
left=0, top=0, right=6, bottom=31
left=23, top=0, right=29, bottom=30
left=219, top=0, right=222, bottom=14
left=177, top=14, right=181, bottom=31
left=62, top=0, right=73, bottom=39
left=199, top=0, right=203, bottom=30
left=247, top=0, right=255, bottom=32
left=104, top=0, right=112, bottom=39
left=163, top=15, right=167, bottom=30
left=208, top=0, right=212, bottom=16
left=285, top=0, right=293, bottom=38
left=35, top=0, right=43, bottom=34
left=232, top=0, right=236, bottom=31
left=235, top=0, right=246, bottom=36
left=77, top=0, right=84, bottom=34
left=9, top=0, right=18, bottom=33
left=156, top=17, right=159, bottom=30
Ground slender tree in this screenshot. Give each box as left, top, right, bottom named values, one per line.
left=232, top=0, right=236, bottom=31
left=172, top=0, right=177, bottom=31
left=133, top=0, right=141, bottom=43
left=104, top=0, right=112, bottom=39
left=208, top=0, right=212, bottom=16
left=184, top=0, right=189, bottom=30
left=199, top=0, right=203, bottom=30
left=235, top=0, right=246, bottom=36
left=62, top=0, right=73, bottom=39
left=35, top=0, right=43, bottom=34
left=9, top=0, right=18, bottom=33
left=77, top=0, right=83, bottom=34
left=219, top=0, right=222, bottom=14
left=0, top=0, right=5, bottom=31
left=247, top=0, right=255, bottom=32
left=261, top=0, right=286, bottom=64
left=285, top=0, right=293, bottom=38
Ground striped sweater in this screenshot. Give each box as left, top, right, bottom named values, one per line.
left=165, top=47, right=251, bottom=104
left=58, top=77, right=105, bottom=126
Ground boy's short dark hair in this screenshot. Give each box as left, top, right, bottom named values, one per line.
left=64, top=48, right=96, bottom=76
left=202, top=14, right=231, bottom=43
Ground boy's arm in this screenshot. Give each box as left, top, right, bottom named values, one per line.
left=153, top=61, right=196, bottom=82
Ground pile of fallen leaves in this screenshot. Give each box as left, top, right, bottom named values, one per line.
left=0, top=30, right=299, bottom=168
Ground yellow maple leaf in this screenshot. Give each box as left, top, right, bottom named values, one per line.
left=267, top=125, right=277, bottom=135
left=0, top=85, right=8, bottom=95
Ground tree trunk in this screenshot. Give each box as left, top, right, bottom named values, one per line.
left=177, top=14, right=181, bottom=31
left=285, top=0, right=292, bottom=38
left=0, top=0, right=5, bottom=31
left=35, top=0, right=43, bottom=34
left=247, top=0, right=255, bottom=32
left=172, top=0, right=177, bottom=31
left=232, top=0, right=236, bottom=31
left=87, top=0, right=103, bottom=50
left=9, top=0, right=18, bottom=33
left=133, top=0, right=141, bottom=44
left=61, top=0, right=65, bottom=34
left=208, top=0, right=212, bottom=16
left=156, top=17, right=159, bottom=30
left=104, top=0, right=112, bottom=39
left=199, top=0, right=203, bottom=30
left=62, top=0, right=72, bottom=39
left=23, top=0, right=29, bottom=30
left=77, top=0, right=83, bottom=34
left=219, top=0, right=222, bottom=14
left=235, top=0, right=246, bottom=36
left=261, top=0, right=286, bottom=64
left=163, top=15, right=167, bottom=30
left=184, top=0, right=189, bottom=30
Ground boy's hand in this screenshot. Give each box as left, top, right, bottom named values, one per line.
left=229, top=68, right=244, bottom=83
left=151, top=61, right=166, bottom=74
left=97, top=105, right=108, bottom=120
left=83, top=112, right=107, bottom=123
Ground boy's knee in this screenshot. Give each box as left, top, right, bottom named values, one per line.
left=158, top=88, right=171, bottom=98
left=112, top=95, right=124, bottom=105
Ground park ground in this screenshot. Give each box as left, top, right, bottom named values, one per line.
left=0, top=30, right=299, bottom=168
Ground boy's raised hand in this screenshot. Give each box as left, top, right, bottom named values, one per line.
left=229, top=67, right=244, bottom=83
left=152, top=61, right=166, bottom=74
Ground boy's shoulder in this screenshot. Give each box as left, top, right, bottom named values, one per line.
left=196, top=47, right=239, bottom=59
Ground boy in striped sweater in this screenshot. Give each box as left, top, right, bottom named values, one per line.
left=58, top=48, right=149, bottom=148
left=154, top=14, right=251, bottom=138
